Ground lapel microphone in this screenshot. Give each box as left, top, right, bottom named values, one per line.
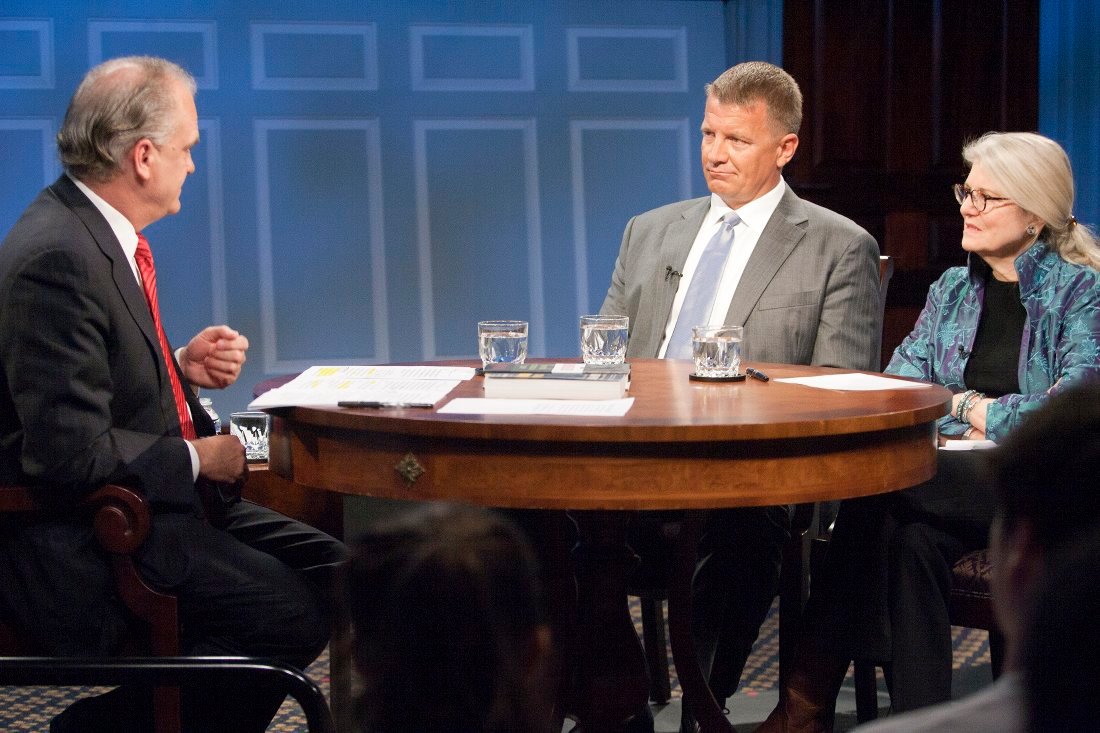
left=665, top=265, right=682, bottom=282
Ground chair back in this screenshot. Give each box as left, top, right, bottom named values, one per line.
left=878, top=255, right=894, bottom=315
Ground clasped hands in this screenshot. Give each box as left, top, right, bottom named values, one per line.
left=943, top=390, right=990, bottom=444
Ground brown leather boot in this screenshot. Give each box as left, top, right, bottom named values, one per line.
left=753, top=642, right=849, bottom=733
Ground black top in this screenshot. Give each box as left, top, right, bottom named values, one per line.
left=964, top=274, right=1026, bottom=397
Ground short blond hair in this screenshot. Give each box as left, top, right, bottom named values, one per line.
left=705, top=61, right=803, bottom=135
left=963, top=132, right=1100, bottom=270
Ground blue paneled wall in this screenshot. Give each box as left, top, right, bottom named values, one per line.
left=1039, top=0, right=1100, bottom=236
left=2, top=0, right=1093, bottom=416
left=0, top=0, right=746, bottom=413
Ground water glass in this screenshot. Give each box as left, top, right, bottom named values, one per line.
left=580, top=315, right=629, bottom=365
left=477, top=320, right=528, bottom=366
left=230, top=411, right=271, bottom=462
left=691, top=325, right=743, bottom=378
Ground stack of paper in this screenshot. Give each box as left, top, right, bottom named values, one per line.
left=248, top=365, right=475, bottom=409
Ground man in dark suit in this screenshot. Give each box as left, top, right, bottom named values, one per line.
left=0, top=56, right=346, bottom=732
left=601, top=61, right=881, bottom=731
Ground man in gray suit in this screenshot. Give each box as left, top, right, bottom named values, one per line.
left=601, top=61, right=881, bottom=731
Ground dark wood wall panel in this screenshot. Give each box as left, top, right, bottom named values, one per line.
left=782, top=0, right=1039, bottom=366
left=885, top=2, right=935, bottom=173
left=809, top=1, right=888, bottom=170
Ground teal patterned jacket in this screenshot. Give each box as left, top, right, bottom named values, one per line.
left=886, top=241, right=1100, bottom=441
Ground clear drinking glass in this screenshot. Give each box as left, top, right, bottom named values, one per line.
left=580, top=315, right=629, bottom=365
left=477, top=320, right=528, bottom=366
left=230, top=411, right=271, bottom=462
left=691, top=325, right=743, bottom=378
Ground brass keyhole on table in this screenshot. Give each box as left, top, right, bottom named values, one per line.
left=394, top=452, right=425, bottom=486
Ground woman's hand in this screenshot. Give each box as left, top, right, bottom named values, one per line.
left=937, top=425, right=986, bottom=446
left=966, top=399, right=992, bottom=433
left=951, top=391, right=993, bottom=433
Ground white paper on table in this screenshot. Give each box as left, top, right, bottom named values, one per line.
left=438, top=397, right=635, bottom=417
left=939, top=439, right=998, bottom=451
left=295, top=364, right=476, bottom=381
left=249, top=378, right=461, bottom=409
left=774, top=373, right=933, bottom=391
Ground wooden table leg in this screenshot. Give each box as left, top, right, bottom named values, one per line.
left=667, top=511, right=733, bottom=733
left=569, top=511, right=650, bottom=732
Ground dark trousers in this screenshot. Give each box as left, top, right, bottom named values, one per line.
left=503, top=505, right=790, bottom=714
left=807, top=449, right=995, bottom=712
left=630, top=506, right=792, bottom=701
left=53, top=500, right=348, bottom=733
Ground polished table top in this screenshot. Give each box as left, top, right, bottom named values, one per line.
left=266, top=358, right=950, bottom=510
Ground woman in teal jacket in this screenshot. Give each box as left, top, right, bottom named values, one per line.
left=758, top=132, right=1100, bottom=733
left=889, top=238, right=1100, bottom=443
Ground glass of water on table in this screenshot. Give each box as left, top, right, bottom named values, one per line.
left=478, top=320, right=528, bottom=366
left=580, top=315, right=629, bottom=365
left=691, top=324, right=743, bottom=378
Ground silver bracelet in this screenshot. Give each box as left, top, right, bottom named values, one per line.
left=962, top=393, right=985, bottom=424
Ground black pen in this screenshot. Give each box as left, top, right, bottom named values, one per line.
left=337, top=401, right=435, bottom=409
left=746, top=368, right=770, bottom=382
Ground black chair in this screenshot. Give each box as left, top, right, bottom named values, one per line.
left=852, top=548, right=1005, bottom=722
left=0, top=656, right=336, bottom=733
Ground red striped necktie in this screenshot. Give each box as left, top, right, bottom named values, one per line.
left=134, top=233, right=197, bottom=439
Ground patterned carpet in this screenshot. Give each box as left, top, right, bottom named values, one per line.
left=628, top=597, right=992, bottom=703
left=0, top=598, right=990, bottom=731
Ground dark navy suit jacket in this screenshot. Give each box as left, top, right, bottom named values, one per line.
left=0, top=175, right=217, bottom=654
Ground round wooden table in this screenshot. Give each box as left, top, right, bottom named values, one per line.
left=266, top=358, right=949, bottom=732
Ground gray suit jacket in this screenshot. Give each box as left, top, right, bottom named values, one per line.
left=600, top=187, right=882, bottom=370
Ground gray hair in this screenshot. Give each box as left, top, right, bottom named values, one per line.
left=963, top=132, right=1100, bottom=270
left=57, top=56, right=196, bottom=183
left=704, top=61, right=803, bottom=136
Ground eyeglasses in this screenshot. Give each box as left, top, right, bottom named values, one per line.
left=953, top=184, right=1012, bottom=213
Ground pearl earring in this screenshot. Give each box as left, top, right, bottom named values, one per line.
left=1026, top=224, right=1037, bottom=236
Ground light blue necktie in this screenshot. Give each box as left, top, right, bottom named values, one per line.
left=665, top=213, right=740, bottom=359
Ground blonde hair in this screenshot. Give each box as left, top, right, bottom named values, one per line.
left=705, top=61, right=803, bottom=136
left=963, top=132, right=1100, bottom=270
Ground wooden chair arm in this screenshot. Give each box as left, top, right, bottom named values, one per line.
left=0, top=483, right=151, bottom=555
left=0, top=485, right=37, bottom=512
left=85, top=484, right=151, bottom=555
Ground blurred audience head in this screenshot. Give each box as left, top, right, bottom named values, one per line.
left=985, top=382, right=1100, bottom=654
left=343, top=503, right=553, bottom=733
left=1022, top=524, right=1100, bottom=732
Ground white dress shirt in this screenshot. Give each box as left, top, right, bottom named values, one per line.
left=657, top=177, right=787, bottom=357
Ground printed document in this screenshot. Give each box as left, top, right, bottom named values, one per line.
left=248, top=365, right=474, bottom=409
